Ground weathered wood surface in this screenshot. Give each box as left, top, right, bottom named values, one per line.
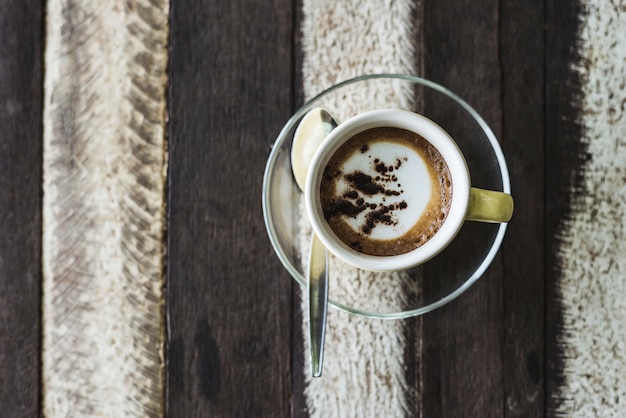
left=295, top=1, right=421, bottom=416
left=500, top=0, right=547, bottom=415
left=41, top=1, right=169, bottom=416
left=420, top=0, right=506, bottom=414
left=547, top=1, right=626, bottom=415
left=422, top=0, right=547, bottom=416
left=167, top=0, right=295, bottom=416
left=545, top=0, right=585, bottom=415
left=1, top=0, right=611, bottom=416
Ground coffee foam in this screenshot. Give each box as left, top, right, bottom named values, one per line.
left=320, top=127, right=452, bottom=256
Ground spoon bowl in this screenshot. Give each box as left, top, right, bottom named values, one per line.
left=291, top=108, right=338, bottom=190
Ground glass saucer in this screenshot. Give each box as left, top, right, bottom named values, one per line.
left=262, top=74, right=510, bottom=319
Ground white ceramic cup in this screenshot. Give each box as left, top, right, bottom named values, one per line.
left=304, top=109, right=513, bottom=272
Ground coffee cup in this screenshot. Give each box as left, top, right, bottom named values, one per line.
left=304, top=109, right=513, bottom=272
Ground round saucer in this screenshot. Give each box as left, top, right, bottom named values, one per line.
left=262, top=74, right=510, bottom=319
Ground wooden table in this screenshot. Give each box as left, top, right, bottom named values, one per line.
left=0, top=0, right=610, bottom=416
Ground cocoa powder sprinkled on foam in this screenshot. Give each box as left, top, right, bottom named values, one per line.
left=323, top=160, right=408, bottom=234
left=319, top=127, right=452, bottom=256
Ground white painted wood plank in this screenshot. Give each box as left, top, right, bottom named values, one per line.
left=556, top=1, right=626, bottom=416
left=42, top=1, right=169, bottom=416
left=299, top=1, right=421, bottom=416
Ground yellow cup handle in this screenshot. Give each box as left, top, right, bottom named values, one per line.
left=466, top=188, right=514, bottom=223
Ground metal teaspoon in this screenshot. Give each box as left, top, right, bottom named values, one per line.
left=291, top=107, right=338, bottom=377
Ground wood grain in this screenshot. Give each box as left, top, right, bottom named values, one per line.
left=500, top=0, right=545, bottom=415
left=166, top=0, right=294, bottom=416
left=0, top=0, right=43, bottom=416
left=0, top=0, right=600, bottom=416
left=42, top=0, right=169, bottom=416
left=420, top=0, right=505, bottom=416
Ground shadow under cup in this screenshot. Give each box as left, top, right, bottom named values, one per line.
left=262, top=74, right=510, bottom=319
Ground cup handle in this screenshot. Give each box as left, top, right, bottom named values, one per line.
left=466, top=187, right=514, bottom=222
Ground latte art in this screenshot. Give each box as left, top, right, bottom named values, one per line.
left=320, top=127, right=452, bottom=256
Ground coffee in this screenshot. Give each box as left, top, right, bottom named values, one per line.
left=319, top=127, right=452, bottom=256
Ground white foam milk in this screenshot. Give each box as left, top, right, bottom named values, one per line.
left=334, top=142, right=431, bottom=240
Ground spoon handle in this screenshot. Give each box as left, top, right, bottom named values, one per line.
left=308, top=233, right=329, bottom=377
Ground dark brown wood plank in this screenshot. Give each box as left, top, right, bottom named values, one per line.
left=544, top=0, right=585, bottom=415
left=421, top=0, right=505, bottom=416
left=0, top=0, right=43, bottom=415
left=166, top=1, right=295, bottom=416
left=499, top=0, right=546, bottom=416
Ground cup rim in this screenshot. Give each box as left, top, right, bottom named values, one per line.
left=304, top=109, right=471, bottom=271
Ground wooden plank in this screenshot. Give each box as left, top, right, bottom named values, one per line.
left=543, top=0, right=586, bottom=415
left=0, top=0, right=43, bottom=415
left=499, top=0, right=546, bottom=415
left=294, top=1, right=423, bottom=416
left=41, top=1, right=169, bottom=416
left=420, top=0, right=505, bottom=416
left=166, top=0, right=294, bottom=416
left=548, top=2, right=626, bottom=412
